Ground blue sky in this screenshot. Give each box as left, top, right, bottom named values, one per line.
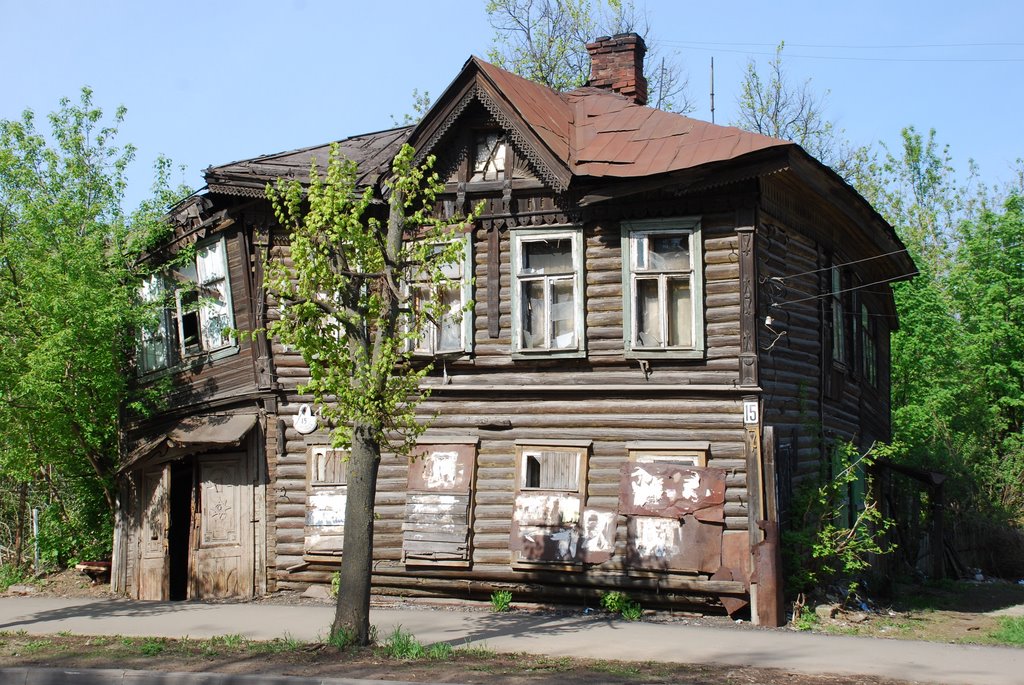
left=2, top=1, right=1021, bottom=209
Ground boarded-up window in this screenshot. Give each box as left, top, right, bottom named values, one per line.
left=618, top=461, right=726, bottom=573
left=305, top=447, right=347, bottom=558
left=510, top=440, right=612, bottom=566
left=403, top=438, right=478, bottom=567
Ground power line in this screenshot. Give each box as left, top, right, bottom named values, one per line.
left=662, top=43, right=1024, bottom=64
left=771, top=272, right=919, bottom=308
left=662, top=39, right=1024, bottom=50
left=766, top=248, right=912, bottom=283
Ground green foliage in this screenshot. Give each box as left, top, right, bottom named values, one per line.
left=265, top=142, right=475, bottom=455
left=426, top=641, right=455, bottom=660
left=600, top=591, right=643, bottom=620
left=792, top=606, right=819, bottom=631
left=326, top=625, right=359, bottom=651
left=378, top=625, right=426, bottom=659
left=783, top=442, right=895, bottom=597
left=330, top=571, right=340, bottom=598
left=0, top=88, right=187, bottom=568
left=0, top=564, right=29, bottom=592
left=489, top=589, right=513, bottom=612
left=990, top=616, right=1024, bottom=645
left=139, top=638, right=166, bottom=656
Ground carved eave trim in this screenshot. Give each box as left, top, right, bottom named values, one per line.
left=413, top=82, right=569, bottom=194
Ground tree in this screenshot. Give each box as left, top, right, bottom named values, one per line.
left=485, top=0, right=693, bottom=112
left=265, top=143, right=476, bottom=644
left=734, top=42, right=857, bottom=178
left=0, top=89, right=179, bottom=567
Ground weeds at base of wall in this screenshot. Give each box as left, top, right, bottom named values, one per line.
left=377, top=625, right=453, bottom=660
left=330, top=571, right=340, bottom=599
left=600, top=591, right=643, bottom=621
left=490, top=589, right=513, bottom=613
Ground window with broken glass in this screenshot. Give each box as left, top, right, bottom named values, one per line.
left=621, top=218, right=704, bottom=358
left=511, top=229, right=584, bottom=356
left=409, top=238, right=472, bottom=356
left=136, top=236, right=236, bottom=375
left=470, top=132, right=506, bottom=182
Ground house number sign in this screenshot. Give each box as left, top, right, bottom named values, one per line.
left=743, top=400, right=759, bottom=425
left=293, top=404, right=318, bottom=435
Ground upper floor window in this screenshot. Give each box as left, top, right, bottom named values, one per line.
left=410, top=238, right=473, bottom=356
left=137, top=236, right=236, bottom=375
left=830, top=264, right=847, bottom=366
left=511, top=228, right=585, bottom=356
left=470, top=132, right=506, bottom=182
left=861, top=303, right=878, bottom=388
left=621, top=218, right=704, bottom=358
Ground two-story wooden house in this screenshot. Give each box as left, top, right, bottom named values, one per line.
left=111, top=34, right=915, bottom=624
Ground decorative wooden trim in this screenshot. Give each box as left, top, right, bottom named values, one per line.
left=737, top=209, right=759, bottom=388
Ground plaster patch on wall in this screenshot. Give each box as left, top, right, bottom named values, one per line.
left=423, top=451, right=460, bottom=489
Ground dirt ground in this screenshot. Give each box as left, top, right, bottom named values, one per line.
left=1, top=568, right=1021, bottom=684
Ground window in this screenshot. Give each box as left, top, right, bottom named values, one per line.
left=511, top=229, right=584, bottom=356
left=861, top=304, right=878, bottom=388
left=410, top=238, right=473, bottom=356
left=515, top=440, right=588, bottom=495
left=511, top=439, right=591, bottom=566
left=136, top=236, right=236, bottom=375
left=621, top=218, right=704, bottom=358
left=470, top=132, right=506, bottom=182
left=830, top=264, right=847, bottom=365
left=626, top=440, right=710, bottom=467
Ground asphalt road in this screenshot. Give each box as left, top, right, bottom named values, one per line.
left=0, top=596, right=1021, bottom=684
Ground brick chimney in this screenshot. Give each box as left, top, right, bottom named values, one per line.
left=585, top=32, right=648, bottom=105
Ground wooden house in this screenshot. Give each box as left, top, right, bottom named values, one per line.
left=112, top=34, right=915, bottom=624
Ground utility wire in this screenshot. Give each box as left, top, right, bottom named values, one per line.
left=772, top=272, right=919, bottom=308
left=766, top=248, right=912, bottom=282
left=662, top=39, right=1024, bottom=50
left=662, top=43, right=1024, bottom=64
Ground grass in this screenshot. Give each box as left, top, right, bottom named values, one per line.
left=792, top=606, right=819, bottom=631
left=490, top=589, right=513, bottom=613
left=990, top=616, right=1024, bottom=645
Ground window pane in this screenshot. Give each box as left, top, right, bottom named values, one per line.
left=648, top=234, right=690, bottom=270
left=522, top=280, right=545, bottom=349
left=523, top=451, right=579, bottom=490
left=522, top=239, right=571, bottom=274
left=199, top=280, right=232, bottom=350
left=196, top=240, right=226, bottom=283
left=667, top=277, right=692, bottom=347
left=438, top=284, right=463, bottom=351
left=550, top=278, right=575, bottom=349
left=635, top=278, right=661, bottom=347
left=471, top=133, right=505, bottom=182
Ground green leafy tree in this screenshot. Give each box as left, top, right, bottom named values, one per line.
left=0, top=89, right=181, bottom=567
left=265, top=143, right=476, bottom=645
left=485, top=0, right=693, bottom=111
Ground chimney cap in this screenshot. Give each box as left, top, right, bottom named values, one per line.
left=585, top=32, right=648, bottom=105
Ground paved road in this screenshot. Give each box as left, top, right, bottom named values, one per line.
left=0, top=596, right=1021, bottom=684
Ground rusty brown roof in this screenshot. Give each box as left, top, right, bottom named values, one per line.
left=204, top=126, right=411, bottom=197
left=472, top=59, right=788, bottom=181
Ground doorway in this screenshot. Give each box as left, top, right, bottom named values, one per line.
left=167, top=460, right=193, bottom=601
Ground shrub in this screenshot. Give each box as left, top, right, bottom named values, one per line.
left=783, top=441, right=895, bottom=599
left=490, top=589, right=513, bottom=613
left=600, top=591, right=643, bottom=621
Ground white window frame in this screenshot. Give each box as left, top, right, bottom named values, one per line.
left=830, top=264, right=847, bottom=366
left=511, top=227, right=585, bottom=358
left=626, top=440, right=710, bottom=467
left=138, top=273, right=171, bottom=375
left=621, top=218, right=705, bottom=359
left=410, top=236, right=473, bottom=356
left=136, top=235, right=238, bottom=376
left=514, top=439, right=590, bottom=495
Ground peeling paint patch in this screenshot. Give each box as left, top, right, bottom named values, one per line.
left=619, top=463, right=726, bottom=521
left=423, top=451, right=460, bottom=489
left=514, top=494, right=581, bottom=526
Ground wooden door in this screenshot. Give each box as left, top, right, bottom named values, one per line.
left=191, top=454, right=254, bottom=599
left=138, top=465, right=170, bottom=600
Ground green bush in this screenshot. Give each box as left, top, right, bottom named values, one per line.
left=0, top=564, right=29, bottom=592
left=600, top=591, right=643, bottom=621
left=379, top=625, right=425, bottom=659
left=490, top=589, right=512, bottom=612
left=783, top=441, right=895, bottom=598
left=991, top=616, right=1024, bottom=645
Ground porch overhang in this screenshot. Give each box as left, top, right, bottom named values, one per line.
left=120, top=413, right=258, bottom=474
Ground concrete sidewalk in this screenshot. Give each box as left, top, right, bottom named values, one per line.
left=0, top=596, right=1020, bottom=685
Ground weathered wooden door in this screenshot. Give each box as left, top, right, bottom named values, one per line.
left=138, top=465, right=170, bottom=600
left=190, top=454, right=254, bottom=599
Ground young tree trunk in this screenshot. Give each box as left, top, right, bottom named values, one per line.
left=12, top=481, right=29, bottom=567
left=332, top=422, right=382, bottom=645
